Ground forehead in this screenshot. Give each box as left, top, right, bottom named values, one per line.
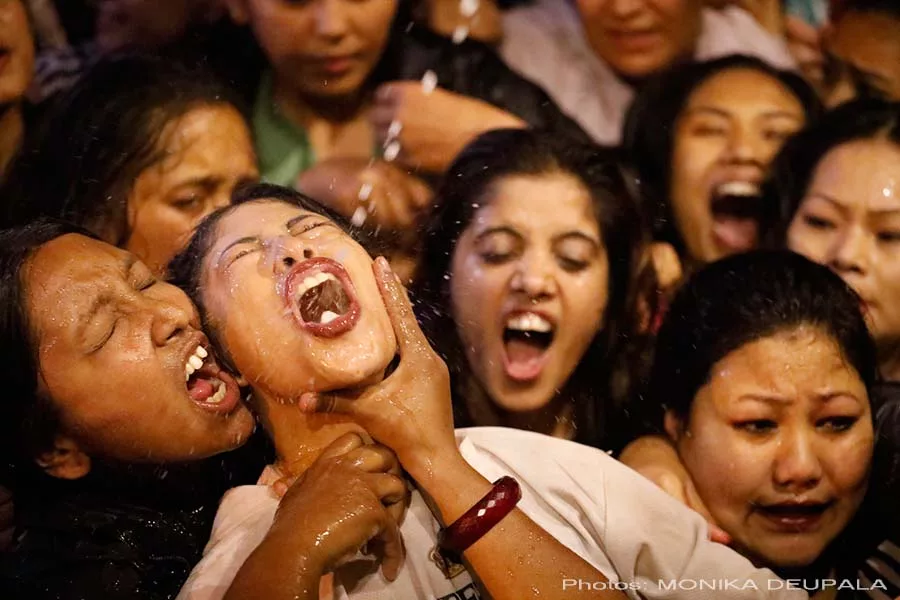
left=810, top=140, right=900, bottom=210
left=686, top=68, right=802, bottom=113
left=214, top=201, right=318, bottom=242
left=706, top=328, right=864, bottom=399
left=26, top=234, right=128, bottom=322
left=153, top=105, right=254, bottom=171
left=474, top=174, right=600, bottom=234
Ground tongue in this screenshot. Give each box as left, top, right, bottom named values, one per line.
left=504, top=339, right=547, bottom=380
left=188, top=377, right=216, bottom=402
left=712, top=215, right=758, bottom=253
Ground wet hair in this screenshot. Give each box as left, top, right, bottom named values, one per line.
left=764, top=98, right=900, bottom=247
left=0, top=218, right=97, bottom=474
left=622, top=55, right=822, bottom=258
left=412, top=128, right=655, bottom=451
left=168, top=182, right=378, bottom=373
left=649, top=250, right=876, bottom=424
left=0, top=53, right=249, bottom=245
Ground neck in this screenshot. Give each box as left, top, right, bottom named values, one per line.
left=273, top=77, right=368, bottom=127
left=0, top=103, right=23, bottom=175
left=253, top=388, right=368, bottom=475
left=463, top=378, right=576, bottom=439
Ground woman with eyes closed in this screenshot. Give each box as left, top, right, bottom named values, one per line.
left=412, top=129, right=655, bottom=451
left=623, top=55, right=821, bottom=272
left=168, top=182, right=807, bottom=600
left=0, top=219, right=260, bottom=599
left=0, top=54, right=259, bottom=276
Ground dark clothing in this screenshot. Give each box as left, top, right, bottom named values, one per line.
left=0, top=430, right=271, bottom=600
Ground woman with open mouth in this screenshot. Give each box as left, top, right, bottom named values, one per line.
left=413, top=128, right=656, bottom=452
left=0, top=219, right=259, bottom=598
left=168, top=182, right=806, bottom=600
left=623, top=55, right=820, bottom=273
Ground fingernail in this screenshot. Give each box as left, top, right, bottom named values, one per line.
left=376, top=256, right=392, bottom=272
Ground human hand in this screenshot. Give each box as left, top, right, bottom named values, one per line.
left=298, top=257, right=458, bottom=480
left=297, top=158, right=432, bottom=236
left=370, top=82, right=524, bottom=174
left=619, top=436, right=732, bottom=545
left=269, top=432, right=408, bottom=581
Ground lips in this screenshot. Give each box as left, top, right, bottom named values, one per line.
left=755, top=501, right=833, bottom=532
left=282, top=257, right=361, bottom=338
left=182, top=338, right=242, bottom=415
left=500, top=309, right=557, bottom=382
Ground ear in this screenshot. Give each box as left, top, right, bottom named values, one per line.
left=664, top=409, right=684, bottom=444
left=35, top=436, right=92, bottom=480
left=222, top=0, right=250, bottom=25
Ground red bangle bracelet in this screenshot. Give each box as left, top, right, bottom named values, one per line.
left=438, top=476, right=521, bottom=554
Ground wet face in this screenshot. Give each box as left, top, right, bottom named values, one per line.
left=230, top=0, right=397, bottom=100
left=824, top=11, right=900, bottom=108
left=0, top=0, right=35, bottom=105
left=670, top=68, right=805, bottom=264
left=124, top=105, right=259, bottom=276
left=449, top=173, right=608, bottom=412
left=672, top=328, right=872, bottom=568
left=787, top=139, right=900, bottom=352
left=201, top=200, right=397, bottom=398
left=27, top=235, right=255, bottom=464
left=576, top=0, right=702, bottom=80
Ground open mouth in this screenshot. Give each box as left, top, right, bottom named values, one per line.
left=755, top=501, right=833, bottom=531
left=501, top=311, right=556, bottom=382
left=283, top=257, right=361, bottom=338
left=710, top=181, right=763, bottom=252
left=184, top=343, right=242, bottom=414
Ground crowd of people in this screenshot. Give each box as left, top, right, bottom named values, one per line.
left=0, top=0, right=899, bottom=599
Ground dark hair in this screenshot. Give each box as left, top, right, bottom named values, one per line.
left=622, top=55, right=822, bottom=258
left=168, top=182, right=377, bottom=372
left=0, top=219, right=98, bottom=475
left=764, top=98, right=900, bottom=247
left=0, top=53, right=249, bottom=244
left=834, top=0, right=900, bottom=21
left=412, top=128, right=655, bottom=450
left=649, top=250, right=876, bottom=424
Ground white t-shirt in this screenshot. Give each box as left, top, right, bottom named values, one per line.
left=178, top=427, right=807, bottom=600
left=499, top=0, right=797, bottom=145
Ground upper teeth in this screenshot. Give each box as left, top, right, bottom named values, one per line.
left=295, top=272, right=338, bottom=299
left=185, top=345, right=208, bottom=380
left=716, top=181, right=760, bottom=197
left=506, top=313, right=552, bottom=333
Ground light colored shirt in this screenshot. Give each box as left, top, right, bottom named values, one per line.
left=499, top=0, right=797, bottom=145
left=178, top=427, right=807, bottom=600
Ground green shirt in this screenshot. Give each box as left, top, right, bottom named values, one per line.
left=252, top=71, right=316, bottom=187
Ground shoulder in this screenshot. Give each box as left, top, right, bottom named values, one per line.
left=697, top=7, right=797, bottom=70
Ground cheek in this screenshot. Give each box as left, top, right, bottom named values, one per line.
left=785, top=221, right=827, bottom=261
left=825, top=428, right=873, bottom=495
left=670, top=140, right=715, bottom=219
left=683, top=429, right=770, bottom=514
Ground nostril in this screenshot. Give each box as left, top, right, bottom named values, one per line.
left=283, top=256, right=296, bottom=268
left=303, top=249, right=313, bottom=259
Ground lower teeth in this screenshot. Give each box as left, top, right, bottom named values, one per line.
left=320, top=310, right=340, bottom=324
left=207, top=379, right=226, bottom=404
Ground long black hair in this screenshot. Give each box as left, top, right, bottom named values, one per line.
left=412, top=128, right=656, bottom=451
left=0, top=53, right=248, bottom=244
left=622, top=54, right=822, bottom=258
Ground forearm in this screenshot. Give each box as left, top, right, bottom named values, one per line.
left=223, top=534, right=322, bottom=600
left=410, top=453, right=626, bottom=600
left=295, top=164, right=360, bottom=220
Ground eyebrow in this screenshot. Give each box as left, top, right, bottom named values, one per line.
left=686, top=106, right=802, bottom=121
left=286, top=214, right=314, bottom=231
left=554, top=231, right=601, bottom=246
left=738, top=392, right=860, bottom=405
left=216, top=214, right=318, bottom=263
left=808, top=192, right=900, bottom=216
left=474, top=226, right=522, bottom=242
left=76, top=254, right=137, bottom=343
